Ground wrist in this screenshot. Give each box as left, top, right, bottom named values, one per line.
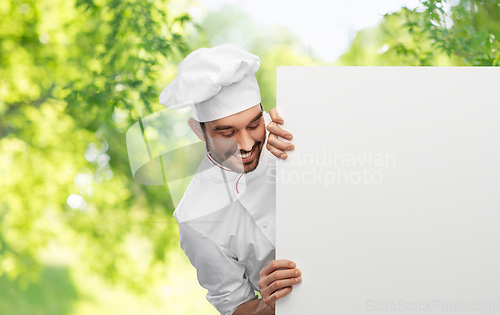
left=234, top=298, right=274, bottom=315
left=256, top=298, right=274, bottom=315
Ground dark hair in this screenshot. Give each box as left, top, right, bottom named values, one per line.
left=199, top=121, right=208, bottom=140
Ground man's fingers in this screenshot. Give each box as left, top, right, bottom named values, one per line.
left=266, top=277, right=301, bottom=294
left=269, top=108, right=284, bottom=125
left=267, top=107, right=293, bottom=160
left=267, top=143, right=287, bottom=160
left=259, top=268, right=301, bottom=289
left=259, top=259, right=301, bottom=310
left=267, top=134, right=294, bottom=152
left=267, top=121, right=293, bottom=140
left=260, top=259, right=296, bottom=277
left=265, top=286, right=293, bottom=308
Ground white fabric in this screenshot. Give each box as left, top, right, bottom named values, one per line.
left=173, top=113, right=276, bottom=315
left=159, top=43, right=261, bottom=122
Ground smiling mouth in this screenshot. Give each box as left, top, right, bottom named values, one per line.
left=233, top=149, right=255, bottom=164
left=233, top=143, right=260, bottom=164
left=234, top=151, right=252, bottom=159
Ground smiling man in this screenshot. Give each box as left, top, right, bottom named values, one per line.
left=160, top=43, right=300, bottom=315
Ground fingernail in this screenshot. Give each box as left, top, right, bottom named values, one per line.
left=285, top=135, right=292, bottom=140
left=287, top=146, right=294, bottom=151
left=281, top=154, right=287, bottom=159
left=295, top=270, right=299, bottom=275
left=279, top=120, right=284, bottom=124
left=290, top=262, right=295, bottom=268
left=296, top=277, right=302, bottom=283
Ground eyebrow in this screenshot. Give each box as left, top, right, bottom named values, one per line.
left=212, top=111, right=263, bottom=131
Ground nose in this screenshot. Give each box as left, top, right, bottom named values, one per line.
left=236, top=130, right=254, bottom=152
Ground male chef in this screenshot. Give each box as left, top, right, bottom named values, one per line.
left=159, top=43, right=300, bottom=315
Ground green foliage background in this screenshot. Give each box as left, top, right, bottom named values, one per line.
left=0, top=0, right=498, bottom=313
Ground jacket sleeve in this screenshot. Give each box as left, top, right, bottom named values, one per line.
left=178, top=220, right=257, bottom=315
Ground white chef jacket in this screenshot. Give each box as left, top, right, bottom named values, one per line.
left=173, top=115, right=276, bottom=315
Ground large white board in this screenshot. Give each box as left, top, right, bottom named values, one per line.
left=276, top=67, right=500, bottom=315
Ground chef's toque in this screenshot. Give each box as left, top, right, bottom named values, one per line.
left=159, top=43, right=261, bottom=122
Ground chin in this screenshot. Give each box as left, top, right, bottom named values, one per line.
left=248, top=156, right=262, bottom=173
left=224, top=144, right=263, bottom=174
left=242, top=146, right=263, bottom=174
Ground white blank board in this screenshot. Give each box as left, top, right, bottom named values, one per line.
left=276, top=67, right=500, bottom=315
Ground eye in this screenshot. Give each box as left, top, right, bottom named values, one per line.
left=221, top=130, right=236, bottom=137
left=247, top=121, right=260, bottom=130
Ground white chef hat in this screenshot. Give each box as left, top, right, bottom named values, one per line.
left=159, top=43, right=261, bottom=122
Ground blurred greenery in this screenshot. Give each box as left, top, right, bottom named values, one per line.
left=337, top=0, right=500, bottom=66
left=0, top=266, right=78, bottom=315
left=0, top=0, right=498, bottom=313
left=0, top=0, right=193, bottom=294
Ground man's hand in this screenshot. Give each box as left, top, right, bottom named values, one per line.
left=258, top=259, right=302, bottom=310
left=267, top=108, right=294, bottom=159
left=233, top=259, right=301, bottom=315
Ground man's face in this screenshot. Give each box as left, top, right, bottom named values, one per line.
left=202, top=104, right=266, bottom=174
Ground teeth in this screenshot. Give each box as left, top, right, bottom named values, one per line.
left=235, top=151, right=252, bottom=158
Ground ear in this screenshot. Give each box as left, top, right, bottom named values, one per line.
left=188, top=117, right=205, bottom=141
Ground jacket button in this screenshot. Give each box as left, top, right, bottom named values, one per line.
left=262, top=222, right=268, bottom=228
